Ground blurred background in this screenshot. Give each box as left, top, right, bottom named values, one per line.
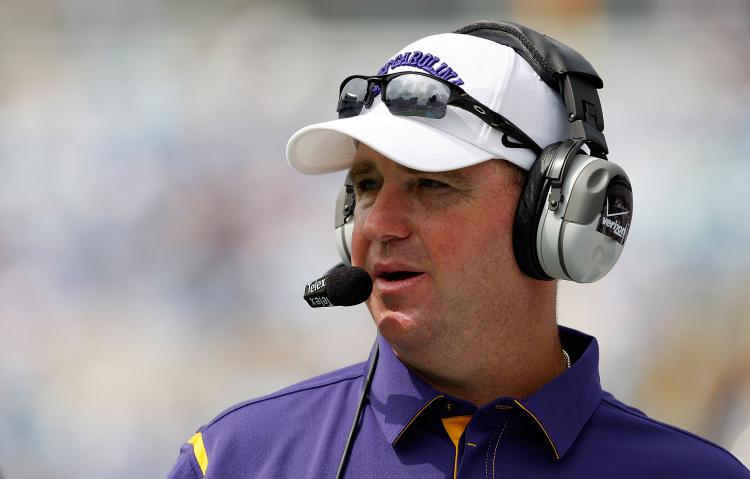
left=0, top=0, right=748, bottom=476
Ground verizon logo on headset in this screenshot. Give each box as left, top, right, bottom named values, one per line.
left=597, top=181, right=632, bottom=245
left=601, top=216, right=628, bottom=239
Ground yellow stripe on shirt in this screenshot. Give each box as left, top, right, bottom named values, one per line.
left=441, top=415, right=472, bottom=479
left=187, top=432, right=208, bottom=476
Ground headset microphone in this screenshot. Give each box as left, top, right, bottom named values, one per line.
left=304, top=264, right=373, bottom=308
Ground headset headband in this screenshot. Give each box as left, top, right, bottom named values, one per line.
left=454, top=21, right=608, bottom=158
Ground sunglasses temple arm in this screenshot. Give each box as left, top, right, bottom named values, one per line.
left=451, top=98, right=542, bottom=154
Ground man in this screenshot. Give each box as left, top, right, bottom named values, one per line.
left=167, top=21, right=749, bottom=478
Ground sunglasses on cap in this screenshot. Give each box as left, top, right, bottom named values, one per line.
left=336, top=71, right=542, bottom=154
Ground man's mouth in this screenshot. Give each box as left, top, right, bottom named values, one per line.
left=372, top=262, right=426, bottom=290
left=379, top=271, right=423, bottom=282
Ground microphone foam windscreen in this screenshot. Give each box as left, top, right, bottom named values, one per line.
left=327, top=266, right=373, bottom=306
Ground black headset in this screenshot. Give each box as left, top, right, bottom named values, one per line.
left=334, top=20, right=633, bottom=284
left=334, top=20, right=633, bottom=478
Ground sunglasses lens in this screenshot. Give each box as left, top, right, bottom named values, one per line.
left=338, top=78, right=368, bottom=118
left=384, top=75, right=450, bottom=119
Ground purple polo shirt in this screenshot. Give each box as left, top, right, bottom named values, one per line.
left=167, top=327, right=749, bottom=478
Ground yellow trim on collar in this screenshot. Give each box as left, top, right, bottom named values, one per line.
left=514, top=400, right=560, bottom=460
left=187, top=432, right=208, bottom=475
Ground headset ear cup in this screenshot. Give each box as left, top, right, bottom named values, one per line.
left=334, top=221, right=353, bottom=266
left=335, top=176, right=356, bottom=265
left=513, top=142, right=561, bottom=280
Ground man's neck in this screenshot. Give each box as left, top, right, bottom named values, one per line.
left=389, top=289, right=564, bottom=406
left=400, top=328, right=565, bottom=406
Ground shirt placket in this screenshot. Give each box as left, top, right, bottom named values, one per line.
left=455, top=401, right=516, bottom=479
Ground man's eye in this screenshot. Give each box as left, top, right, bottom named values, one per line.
left=418, top=178, right=450, bottom=189
left=353, top=179, right=378, bottom=195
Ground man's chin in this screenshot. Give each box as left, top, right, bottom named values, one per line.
left=371, top=308, right=435, bottom=350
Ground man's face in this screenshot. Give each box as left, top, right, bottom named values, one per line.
left=349, top=144, right=529, bottom=353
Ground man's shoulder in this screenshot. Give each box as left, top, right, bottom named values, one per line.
left=167, top=363, right=368, bottom=478
left=200, top=361, right=366, bottom=438
left=590, top=390, right=748, bottom=476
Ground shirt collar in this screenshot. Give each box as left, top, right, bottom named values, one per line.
left=368, top=333, right=445, bottom=446
left=514, top=326, right=603, bottom=459
left=367, top=326, right=603, bottom=457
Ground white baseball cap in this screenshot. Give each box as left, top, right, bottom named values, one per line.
left=286, top=32, right=569, bottom=174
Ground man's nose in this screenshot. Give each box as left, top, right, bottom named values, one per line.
left=360, top=183, right=412, bottom=244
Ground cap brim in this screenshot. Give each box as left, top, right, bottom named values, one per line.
left=286, top=106, right=499, bottom=175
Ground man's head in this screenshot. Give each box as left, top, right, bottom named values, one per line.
left=286, top=23, right=629, bottom=353
left=285, top=28, right=571, bottom=337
